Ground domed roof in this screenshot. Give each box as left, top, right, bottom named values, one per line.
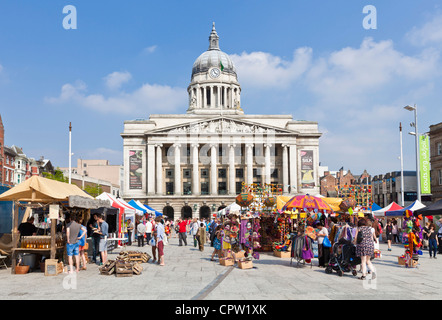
left=192, top=50, right=236, bottom=78
left=191, top=23, right=237, bottom=79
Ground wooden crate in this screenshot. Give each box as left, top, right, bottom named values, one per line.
left=115, top=261, right=133, bottom=277
left=273, top=250, right=291, bottom=258
left=232, top=251, right=245, bottom=262
left=132, top=263, right=143, bottom=275
left=237, top=259, right=253, bottom=269
left=219, top=258, right=234, bottom=266
left=99, top=260, right=116, bottom=275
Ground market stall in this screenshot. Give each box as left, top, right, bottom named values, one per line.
left=0, top=176, right=109, bottom=274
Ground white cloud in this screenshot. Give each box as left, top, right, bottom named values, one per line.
left=407, top=14, right=442, bottom=46
left=46, top=78, right=187, bottom=115
left=230, top=47, right=312, bottom=88
left=103, top=71, right=132, bottom=90
left=143, top=45, right=158, bottom=54
left=304, top=38, right=439, bottom=106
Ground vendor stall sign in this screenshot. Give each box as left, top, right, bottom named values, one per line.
left=300, top=150, right=314, bottom=188
left=419, top=135, right=431, bottom=195
left=129, top=150, right=143, bottom=190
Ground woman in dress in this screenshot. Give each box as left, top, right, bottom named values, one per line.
left=354, top=217, right=377, bottom=280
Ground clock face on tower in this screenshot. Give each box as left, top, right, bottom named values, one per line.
left=209, top=67, right=221, bottom=79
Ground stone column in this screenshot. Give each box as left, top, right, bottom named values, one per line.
left=217, top=86, right=221, bottom=107
left=210, top=144, right=217, bottom=195
left=192, top=143, right=199, bottom=195
left=174, top=143, right=181, bottom=195
left=246, top=143, right=254, bottom=185
left=156, top=144, right=163, bottom=195
left=289, top=145, right=297, bottom=194
left=282, top=144, right=289, bottom=194
left=147, top=143, right=155, bottom=195
left=203, top=86, right=207, bottom=108
left=264, top=143, right=271, bottom=185
left=210, top=86, right=214, bottom=108
left=229, top=144, right=236, bottom=195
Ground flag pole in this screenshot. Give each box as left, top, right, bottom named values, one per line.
left=69, top=122, right=72, bottom=184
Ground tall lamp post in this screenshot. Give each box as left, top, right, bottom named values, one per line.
left=399, top=122, right=405, bottom=206
left=404, top=105, right=421, bottom=202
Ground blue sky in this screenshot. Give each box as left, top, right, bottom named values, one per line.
left=1, top=0, right=442, bottom=175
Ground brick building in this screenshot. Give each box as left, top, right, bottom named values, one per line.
left=430, top=122, right=442, bottom=202
left=320, top=168, right=372, bottom=207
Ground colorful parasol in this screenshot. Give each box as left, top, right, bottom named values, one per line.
left=263, top=196, right=276, bottom=208
left=236, top=193, right=254, bottom=207
left=282, top=194, right=334, bottom=214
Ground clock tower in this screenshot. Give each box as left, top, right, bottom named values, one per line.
left=187, top=23, right=243, bottom=115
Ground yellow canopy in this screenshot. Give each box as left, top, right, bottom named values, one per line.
left=321, top=197, right=343, bottom=212
left=276, top=196, right=292, bottom=210
left=0, top=175, right=93, bottom=203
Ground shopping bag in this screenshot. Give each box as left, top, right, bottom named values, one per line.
left=323, top=236, right=331, bottom=248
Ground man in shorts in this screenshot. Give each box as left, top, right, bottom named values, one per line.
left=66, top=215, right=81, bottom=273
left=97, top=214, right=108, bottom=265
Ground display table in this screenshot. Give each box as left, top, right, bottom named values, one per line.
left=106, top=238, right=128, bottom=254
left=11, top=246, right=65, bottom=274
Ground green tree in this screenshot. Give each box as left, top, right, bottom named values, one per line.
left=84, top=184, right=103, bottom=197
left=42, top=168, right=69, bottom=183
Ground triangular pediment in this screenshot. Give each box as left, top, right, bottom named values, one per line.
left=148, top=116, right=296, bottom=135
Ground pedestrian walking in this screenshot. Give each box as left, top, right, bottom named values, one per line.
left=155, top=217, right=165, bottom=266
left=392, top=219, right=399, bottom=244
left=88, top=213, right=102, bottom=265
left=145, top=218, right=153, bottom=245
left=191, top=218, right=200, bottom=247
left=354, top=217, right=377, bottom=280
left=385, top=219, right=393, bottom=251
left=437, top=218, right=442, bottom=254
left=127, top=219, right=134, bottom=246
left=211, top=225, right=223, bottom=261
left=76, top=216, right=88, bottom=271
left=427, top=223, right=439, bottom=259
left=97, top=214, right=108, bottom=265
left=137, top=221, right=146, bottom=247
left=316, top=222, right=330, bottom=268
left=66, top=215, right=81, bottom=274
left=209, top=219, right=218, bottom=247
left=197, top=222, right=206, bottom=251
left=178, top=219, right=188, bottom=246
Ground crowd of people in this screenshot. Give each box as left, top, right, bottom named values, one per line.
left=19, top=210, right=440, bottom=275
left=133, top=216, right=225, bottom=264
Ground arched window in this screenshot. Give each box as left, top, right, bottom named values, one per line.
left=181, top=205, right=192, bottom=219
left=199, top=205, right=211, bottom=220
left=163, top=206, right=174, bottom=221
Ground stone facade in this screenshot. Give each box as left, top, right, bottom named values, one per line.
left=121, top=24, right=322, bottom=220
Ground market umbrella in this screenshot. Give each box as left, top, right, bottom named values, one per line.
left=281, top=194, right=334, bottom=214
left=236, top=193, right=254, bottom=207
left=414, top=199, right=442, bottom=217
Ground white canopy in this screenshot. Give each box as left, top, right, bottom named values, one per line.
left=217, top=202, right=241, bottom=216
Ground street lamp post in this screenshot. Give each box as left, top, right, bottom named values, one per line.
left=404, top=105, right=421, bottom=202
left=399, top=122, right=405, bottom=206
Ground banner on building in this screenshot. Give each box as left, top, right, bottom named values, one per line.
left=419, top=135, right=431, bottom=195
left=129, top=150, right=143, bottom=190
left=300, top=150, right=315, bottom=188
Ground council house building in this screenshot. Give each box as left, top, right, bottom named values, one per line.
left=121, top=24, right=322, bottom=220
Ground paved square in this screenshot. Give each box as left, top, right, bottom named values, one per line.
left=0, top=235, right=441, bottom=300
